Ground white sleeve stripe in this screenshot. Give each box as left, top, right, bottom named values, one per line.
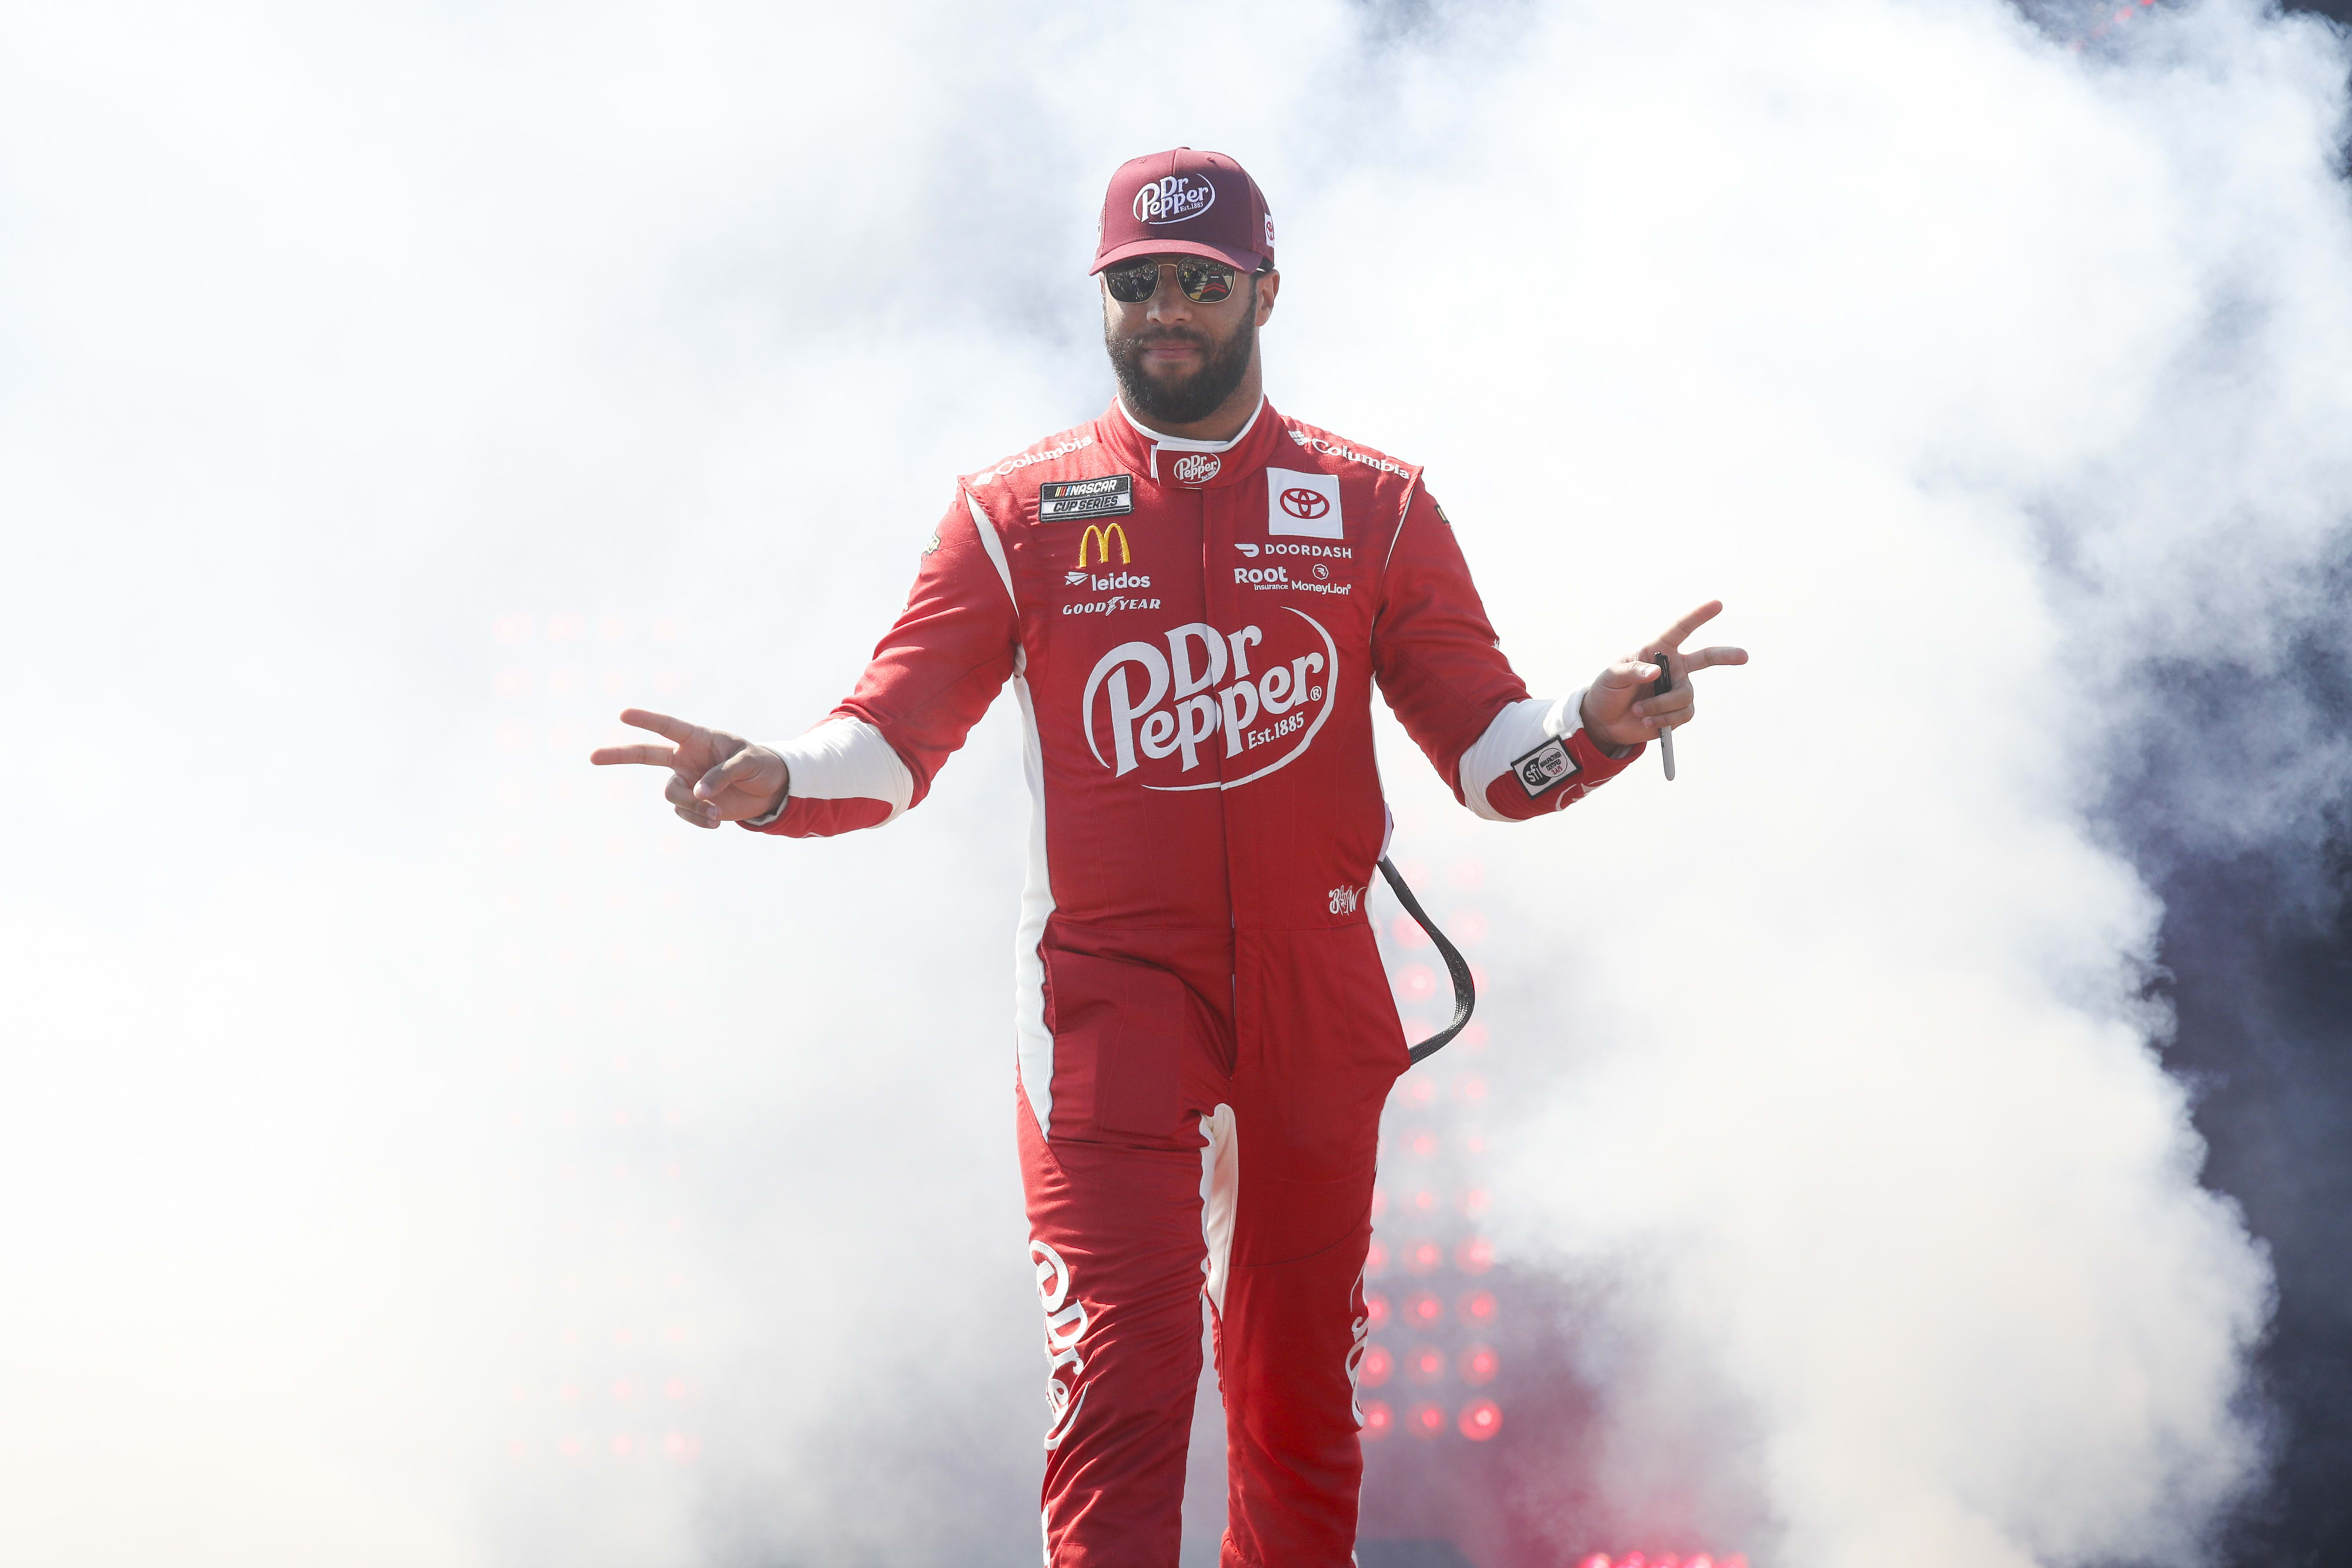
left=773, top=716, right=915, bottom=823
left=1457, top=690, right=1583, bottom=821
left=963, top=490, right=1018, bottom=609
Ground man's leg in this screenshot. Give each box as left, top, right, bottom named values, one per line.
left=1213, top=1166, right=1377, bottom=1568
left=1018, top=1090, right=1210, bottom=1568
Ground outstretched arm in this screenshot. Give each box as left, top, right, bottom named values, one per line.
left=1373, top=487, right=1746, bottom=819
left=589, top=487, right=1021, bottom=838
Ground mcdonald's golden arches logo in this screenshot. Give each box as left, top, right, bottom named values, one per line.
left=1078, top=523, right=1131, bottom=569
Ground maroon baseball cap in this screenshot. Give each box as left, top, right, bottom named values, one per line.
left=1091, top=148, right=1276, bottom=275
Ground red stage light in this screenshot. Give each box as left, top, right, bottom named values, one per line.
left=1397, top=963, right=1438, bottom=1002
left=1409, top=1131, right=1438, bottom=1159
left=1459, top=1345, right=1498, bottom=1385
left=1456, top=1237, right=1494, bottom=1273
left=1460, top=1187, right=1491, bottom=1217
left=1405, top=1241, right=1442, bottom=1275
left=1462, top=1289, right=1496, bottom=1322
left=1359, top=1345, right=1394, bottom=1387
left=1408, top=1077, right=1436, bottom=1104
left=1361, top=1400, right=1393, bottom=1437
left=1406, top=1292, right=1443, bottom=1325
left=1365, top=1241, right=1388, bottom=1276
left=1409, top=1403, right=1445, bottom=1438
left=1365, top=1292, right=1390, bottom=1328
left=1406, top=1346, right=1446, bottom=1383
left=1458, top=1399, right=1501, bottom=1440
left=1391, top=915, right=1431, bottom=949
left=1457, top=1075, right=1488, bottom=1102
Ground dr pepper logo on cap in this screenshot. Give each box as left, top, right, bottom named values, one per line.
left=1134, top=175, right=1215, bottom=225
left=1093, top=148, right=1275, bottom=276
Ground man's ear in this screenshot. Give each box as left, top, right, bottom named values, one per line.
left=1255, top=268, right=1281, bottom=326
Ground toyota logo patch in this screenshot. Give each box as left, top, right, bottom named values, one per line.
left=1279, top=487, right=1330, bottom=520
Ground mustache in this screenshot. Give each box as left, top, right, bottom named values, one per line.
left=1119, top=327, right=1212, bottom=350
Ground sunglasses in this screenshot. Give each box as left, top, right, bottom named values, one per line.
left=1101, top=255, right=1242, bottom=305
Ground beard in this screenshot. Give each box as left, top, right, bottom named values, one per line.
left=1105, top=302, right=1257, bottom=427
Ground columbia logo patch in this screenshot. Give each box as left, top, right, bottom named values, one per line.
left=1512, top=737, right=1578, bottom=797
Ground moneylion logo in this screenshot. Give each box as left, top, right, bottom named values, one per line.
left=1078, top=523, right=1131, bottom=569
left=1080, top=609, right=1338, bottom=791
left=1133, top=174, right=1216, bottom=225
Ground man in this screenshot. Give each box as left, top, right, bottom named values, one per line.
left=592, top=148, right=1746, bottom=1567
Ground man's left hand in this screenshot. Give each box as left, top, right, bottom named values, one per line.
left=1580, top=600, right=1749, bottom=751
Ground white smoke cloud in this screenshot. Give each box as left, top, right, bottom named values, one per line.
left=1, top=1, right=2343, bottom=1564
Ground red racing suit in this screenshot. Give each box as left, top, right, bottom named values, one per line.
left=748, top=397, right=1639, bottom=1566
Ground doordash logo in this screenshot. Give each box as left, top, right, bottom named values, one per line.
left=1080, top=609, right=1339, bottom=791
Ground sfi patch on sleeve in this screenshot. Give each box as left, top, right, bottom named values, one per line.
left=1512, top=735, right=1580, bottom=797
left=1038, top=475, right=1134, bottom=520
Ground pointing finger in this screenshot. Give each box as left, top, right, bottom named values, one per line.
left=590, top=743, right=680, bottom=768
left=619, top=708, right=700, bottom=744
left=1681, top=644, right=1749, bottom=670
left=1651, top=600, right=1725, bottom=653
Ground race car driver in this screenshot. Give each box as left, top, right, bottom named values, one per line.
left=592, top=147, right=1748, bottom=1568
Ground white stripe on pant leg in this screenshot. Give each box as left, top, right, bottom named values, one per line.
left=1198, top=1104, right=1238, bottom=1316
left=1013, top=670, right=1056, bottom=1138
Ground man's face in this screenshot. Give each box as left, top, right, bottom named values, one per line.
left=1100, top=255, right=1275, bottom=427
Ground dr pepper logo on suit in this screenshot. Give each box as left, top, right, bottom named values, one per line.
left=1081, top=610, right=1338, bottom=791
left=1133, top=175, right=1215, bottom=225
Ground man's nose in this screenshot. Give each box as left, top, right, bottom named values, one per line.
left=1144, top=266, right=1193, bottom=326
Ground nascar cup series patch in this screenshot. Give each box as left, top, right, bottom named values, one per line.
left=1040, top=475, right=1134, bottom=520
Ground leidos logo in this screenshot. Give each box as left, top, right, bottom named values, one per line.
left=1081, top=609, right=1338, bottom=790
left=1171, top=453, right=1220, bottom=485
left=1077, top=523, right=1131, bottom=569
left=1134, top=175, right=1215, bottom=225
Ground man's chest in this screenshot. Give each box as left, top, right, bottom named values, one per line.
left=1001, top=470, right=1384, bottom=788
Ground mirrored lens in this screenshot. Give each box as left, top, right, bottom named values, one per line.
left=1102, top=261, right=1160, bottom=303
left=1177, top=259, right=1236, bottom=303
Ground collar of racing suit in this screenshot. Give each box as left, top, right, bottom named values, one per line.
left=1107, top=394, right=1279, bottom=485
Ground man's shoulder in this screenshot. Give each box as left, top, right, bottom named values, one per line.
left=961, top=418, right=1108, bottom=494
left=1271, top=414, right=1422, bottom=486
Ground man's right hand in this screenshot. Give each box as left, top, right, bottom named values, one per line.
left=589, top=708, right=789, bottom=830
